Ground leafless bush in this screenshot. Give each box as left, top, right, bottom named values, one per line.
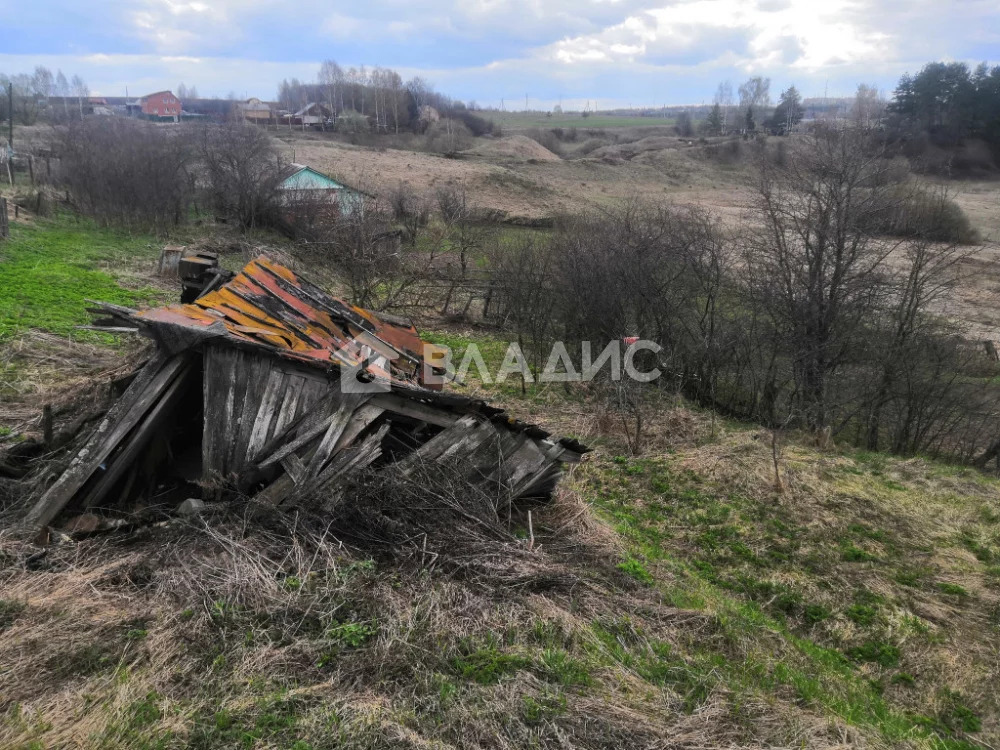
left=864, top=183, right=979, bottom=244
left=426, top=119, right=473, bottom=156
left=55, top=118, right=196, bottom=231
left=198, top=120, right=284, bottom=229
left=434, top=185, right=497, bottom=317
left=296, top=200, right=429, bottom=311
left=701, top=138, right=743, bottom=163
left=388, top=183, right=430, bottom=245
left=480, top=130, right=1000, bottom=462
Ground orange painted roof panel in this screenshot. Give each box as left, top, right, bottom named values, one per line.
left=133, top=257, right=435, bottom=387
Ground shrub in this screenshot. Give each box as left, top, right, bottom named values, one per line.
left=451, top=109, right=497, bottom=137
left=426, top=119, right=473, bottom=155
left=198, top=120, right=284, bottom=229
left=56, top=118, right=196, bottom=230
left=865, top=184, right=979, bottom=244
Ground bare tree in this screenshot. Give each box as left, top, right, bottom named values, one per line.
left=199, top=120, right=284, bottom=229
left=70, top=74, right=88, bottom=117
left=319, top=60, right=343, bottom=117
left=851, top=83, right=885, bottom=130
left=56, top=118, right=195, bottom=230
left=743, top=129, right=909, bottom=431
left=714, top=81, right=734, bottom=134
left=738, top=76, right=770, bottom=132
left=55, top=70, right=70, bottom=118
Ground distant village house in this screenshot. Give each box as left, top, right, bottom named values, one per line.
left=277, top=163, right=368, bottom=213
left=140, top=91, right=182, bottom=122
left=281, top=103, right=330, bottom=128
left=237, top=97, right=273, bottom=124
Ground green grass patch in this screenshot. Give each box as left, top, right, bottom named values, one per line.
left=845, top=641, right=901, bottom=668
left=937, top=582, right=971, bottom=599
left=452, top=641, right=531, bottom=684
left=0, top=215, right=167, bottom=343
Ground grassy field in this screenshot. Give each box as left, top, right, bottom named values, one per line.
left=1, top=320, right=998, bottom=748
left=1, top=162, right=999, bottom=747
left=0, top=216, right=168, bottom=344
left=487, top=111, right=676, bottom=130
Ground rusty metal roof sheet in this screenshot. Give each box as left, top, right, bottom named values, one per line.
left=132, top=257, right=442, bottom=387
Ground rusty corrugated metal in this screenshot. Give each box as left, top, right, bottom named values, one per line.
left=134, top=257, right=440, bottom=387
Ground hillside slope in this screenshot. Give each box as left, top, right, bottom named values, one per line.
left=0, top=218, right=998, bottom=750
left=1, top=376, right=997, bottom=749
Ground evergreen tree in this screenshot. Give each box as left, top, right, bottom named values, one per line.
left=704, top=103, right=723, bottom=135
left=769, top=86, right=804, bottom=133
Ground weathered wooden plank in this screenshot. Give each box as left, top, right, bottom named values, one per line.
left=268, top=374, right=302, bottom=444
left=202, top=346, right=235, bottom=479
left=370, top=393, right=458, bottom=428
left=281, top=453, right=307, bottom=485
left=230, top=354, right=274, bottom=474
left=23, top=354, right=186, bottom=534
left=77, top=361, right=195, bottom=511
left=333, top=404, right=385, bottom=454
left=246, top=369, right=288, bottom=462
left=313, top=423, right=389, bottom=486
left=257, top=408, right=338, bottom=469
left=254, top=473, right=295, bottom=506
left=395, top=416, right=480, bottom=474
left=308, top=394, right=369, bottom=477
left=253, top=403, right=327, bottom=464
left=295, top=375, right=330, bottom=418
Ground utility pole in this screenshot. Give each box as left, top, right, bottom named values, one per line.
left=7, top=82, right=13, bottom=148
left=525, top=93, right=528, bottom=112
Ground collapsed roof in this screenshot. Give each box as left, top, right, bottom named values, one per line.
left=23, top=256, right=588, bottom=539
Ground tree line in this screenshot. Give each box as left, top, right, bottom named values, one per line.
left=277, top=61, right=498, bottom=137
left=0, top=66, right=90, bottom=125
left=889, top=61, right=1000, bottom=155
left=486, top=128, right=996, bottom=461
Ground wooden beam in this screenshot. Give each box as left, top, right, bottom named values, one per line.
left=308, top=394, right=369, bottom=477
left=370, top=393, right=458, bottom=428
left=22, top=354, right=188, bottom=535
left=77, top=360, right=195, bottom=510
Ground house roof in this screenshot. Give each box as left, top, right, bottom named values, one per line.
left=93, top=255, right=587, bottom=452
left=239, top=98, right=271, bottom=111
left=277, top=164, right=369, bottom=196
left=289, top=102, right=325, bottom=117
left=141, top=90, right=176, bottom=100
left=128, top=257, right=434, bottom=386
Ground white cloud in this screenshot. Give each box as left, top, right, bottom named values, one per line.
left=540, top=0, right=892, bottom=71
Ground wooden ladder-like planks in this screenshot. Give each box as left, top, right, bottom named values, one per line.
left=23, top=354, right=191, bottom=535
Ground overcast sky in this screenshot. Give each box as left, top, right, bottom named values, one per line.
left=1, top=0, right=997, bottom=107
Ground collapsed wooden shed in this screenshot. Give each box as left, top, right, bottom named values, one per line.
left=24, top=256, right=587, bottom=538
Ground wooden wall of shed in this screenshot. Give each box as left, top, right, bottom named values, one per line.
left=202, top=345, right=330, bottom=483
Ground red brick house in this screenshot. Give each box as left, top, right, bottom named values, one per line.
left=140, top=91, right=182, bottom=121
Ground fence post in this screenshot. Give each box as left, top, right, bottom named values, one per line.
left=0, top=197, right=8, bottom=239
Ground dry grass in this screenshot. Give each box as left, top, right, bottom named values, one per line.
left=0, top=467, right=866, bottom=750
left=0, top=331, right=147, bottom=440
left=3, top=387, right=999, bottom=747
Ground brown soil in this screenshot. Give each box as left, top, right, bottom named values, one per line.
left=469, top=135, right=562, bottom=163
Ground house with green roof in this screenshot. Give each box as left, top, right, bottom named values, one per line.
left=277, top=163, right=368, bottom=213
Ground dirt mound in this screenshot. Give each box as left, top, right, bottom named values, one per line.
left=469, top=135, right=561, bottom=162
left=588, top=136, right=687, bottom=161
